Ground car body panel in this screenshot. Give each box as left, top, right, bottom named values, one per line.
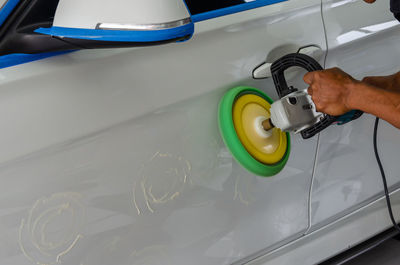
left=310, top=0, right=400, bottom=230
left=0, top=1, right=326, bottom=264
left=248, top=188, right=400, bottom=265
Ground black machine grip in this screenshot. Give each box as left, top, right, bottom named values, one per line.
left=271, top=53, right=323, bottom=98
left=270, top=53, right=362, bottom=139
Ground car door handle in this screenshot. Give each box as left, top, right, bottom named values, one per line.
left=252, top=45, right=323, bottom=79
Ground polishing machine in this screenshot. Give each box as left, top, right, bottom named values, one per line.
left=218, top=53, right=362, bottom=176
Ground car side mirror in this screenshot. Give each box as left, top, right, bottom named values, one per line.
left=0, top=0, right=193, bottom=56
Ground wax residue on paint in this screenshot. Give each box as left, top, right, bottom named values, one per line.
left=18, top=192, right=85, bottom=265
left=132, top=152, right=192, bottom=215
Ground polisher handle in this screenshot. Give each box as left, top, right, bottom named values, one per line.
left=271, top=53, right=323, bottom=98
left=270, top=53, right=363, bottom=139
left=270, top=53, right=337, bottom=138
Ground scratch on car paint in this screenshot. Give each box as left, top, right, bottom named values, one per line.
left=132, top=181, right=142, bottom=215
left=141, top=181, right=155, bottom=213
left=55, top=234, right=82, bottom=263
left=234, top=175, right=256, bottom=205
left=234, top=175, right=250, bottom=205
left=132, top=152, right=192, bottom=215
left=18, top=193, right=84, bottom=265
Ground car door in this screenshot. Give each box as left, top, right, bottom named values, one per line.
left=310, top=0, right=400, bottom=231
left=0, top=1, right=325, bottom=264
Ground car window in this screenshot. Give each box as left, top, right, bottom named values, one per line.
left=185, top=0, right=286, bottom=22
left=185, top=0, right=246, bottom=15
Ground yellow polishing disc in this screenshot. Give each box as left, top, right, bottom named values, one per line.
left=233, top=94, right=287, bottom=165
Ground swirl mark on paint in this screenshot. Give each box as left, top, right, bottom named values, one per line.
left=132, top=152, right=191, bottom=215
left=19, top=192, right=85, bottom=265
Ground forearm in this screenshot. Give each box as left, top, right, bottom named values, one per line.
left=362, top=71, right=400, bottom=92
left=347, top=81, right=400, bottom=128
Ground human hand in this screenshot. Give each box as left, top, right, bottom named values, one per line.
left=303, top=67, right=357, bottom=116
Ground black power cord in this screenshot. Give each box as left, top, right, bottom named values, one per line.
left=373, top=117, right=400, bottom=232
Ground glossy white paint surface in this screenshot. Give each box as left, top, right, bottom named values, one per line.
left=0, top=1, right=326, bottom=264
left=310, top=0, right=400, bottom=229
left=249, top=188, right=400, bottom=265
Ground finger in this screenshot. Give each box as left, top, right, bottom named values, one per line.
left=303, top=72, right=315, bottom=84
left=313, top=101, right=322, bottom=113
left=307, top=86, right=313, bottom=96
left=310, top=83, right=319, bottom=93
left=310, top=94, right=321, bottom=111
left=313, top=98, right=326, bottom=113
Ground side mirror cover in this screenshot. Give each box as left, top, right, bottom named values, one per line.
left=35, top=0, right=193, bottom=45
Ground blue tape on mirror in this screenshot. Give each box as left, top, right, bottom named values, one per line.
left=0, top=0, right=21, bottom=27
left=35, top=23, right=194, bottom=43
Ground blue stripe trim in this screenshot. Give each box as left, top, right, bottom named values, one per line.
left=191, top=0, right=287, bottom=22
left=0, top=51, right=72, bottom=69
left=0, top=0, right=20, bottom=27
left=35, top=22, right=194, bottom=42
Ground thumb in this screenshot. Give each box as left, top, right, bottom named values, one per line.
left=303, top=72, right=315, bottom=84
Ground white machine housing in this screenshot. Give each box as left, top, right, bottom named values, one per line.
left=270, top=91, right=323, bottom=133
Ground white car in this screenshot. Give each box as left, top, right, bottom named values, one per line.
left=0, top=0, right=400, bottom=264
